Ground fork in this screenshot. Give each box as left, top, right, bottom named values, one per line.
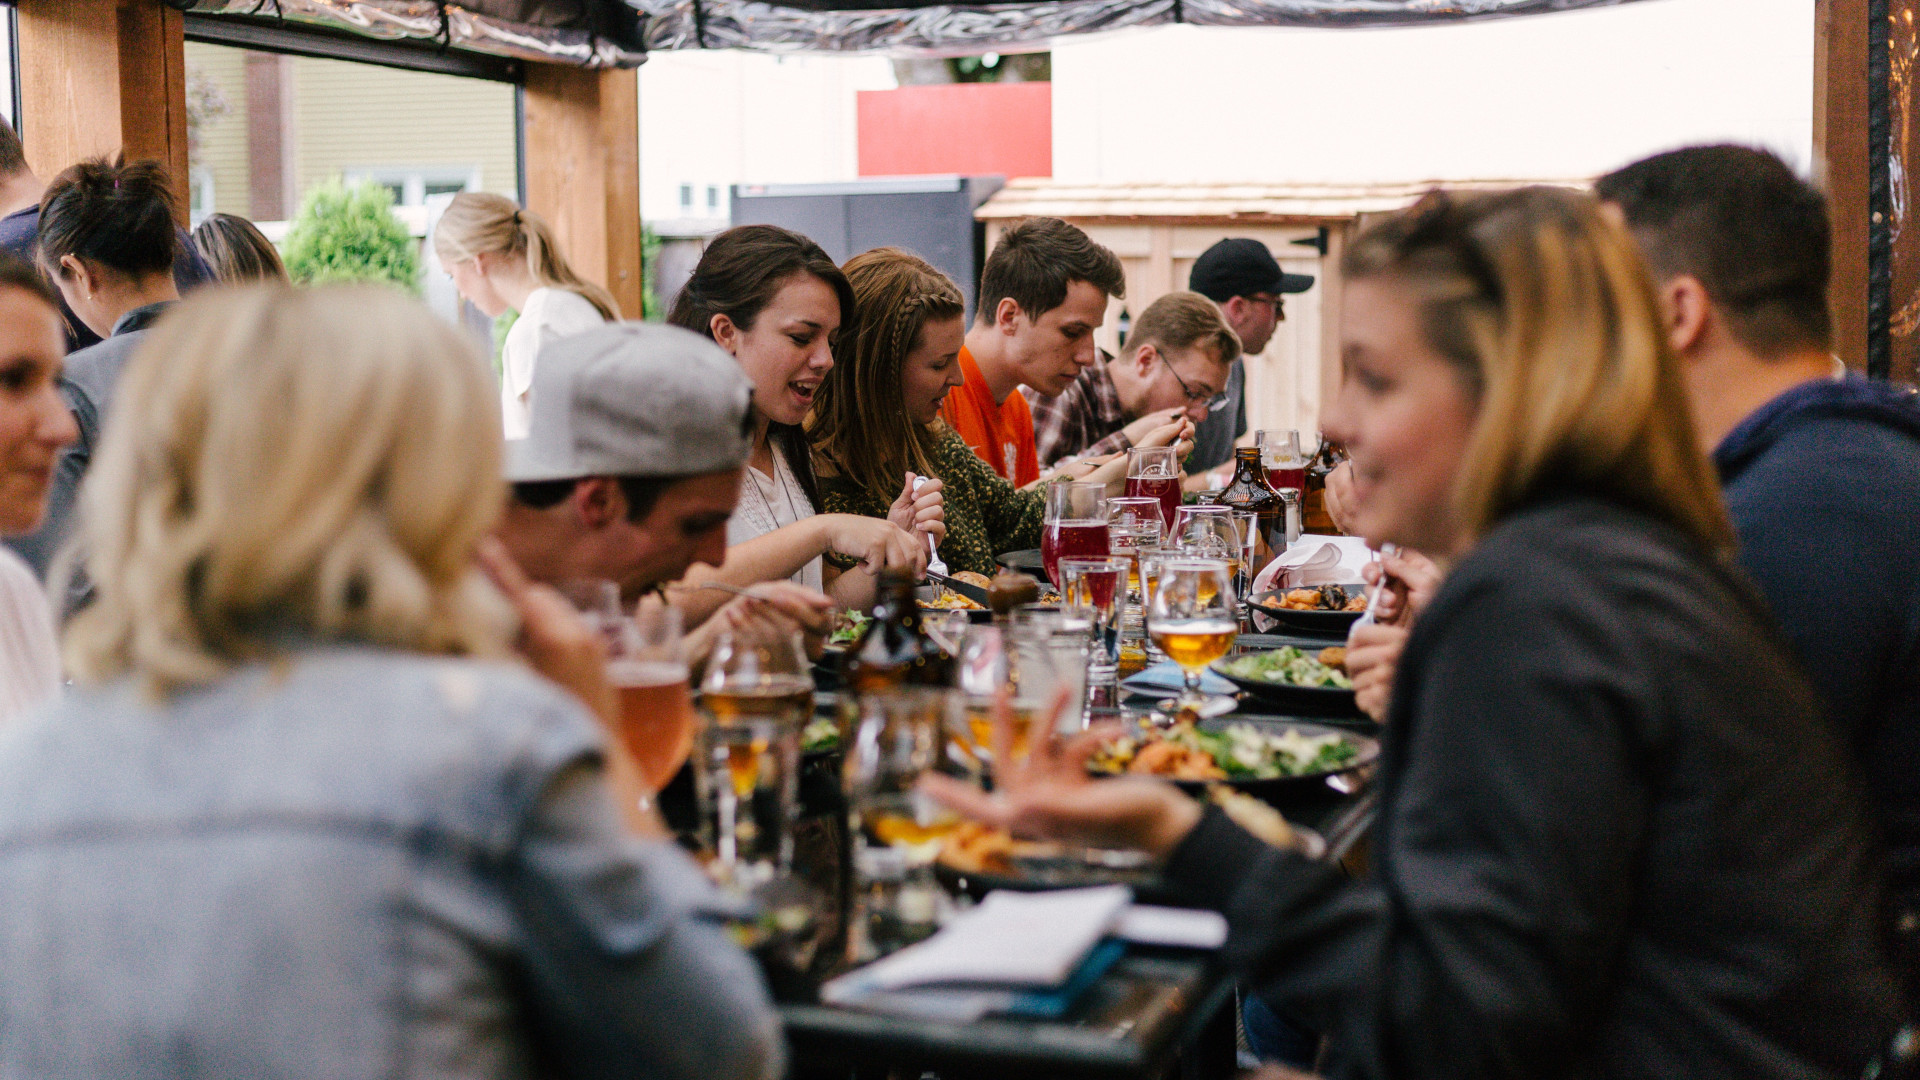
left=912, top=475, right=947, bottom=577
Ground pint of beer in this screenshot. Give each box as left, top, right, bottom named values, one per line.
left=608, top=658, right=695, bottom=793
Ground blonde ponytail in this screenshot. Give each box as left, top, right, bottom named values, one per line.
left=432, top=191, right=622, bottom=320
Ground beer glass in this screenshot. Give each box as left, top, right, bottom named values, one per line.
left=608, top=602, right=694, bottom=801
left=697, top=626, right=810, bottom=885
left=1147, top=558, right=1237, bottom=715
left=1124, top=445, right=1182, bottom=530
left=1060, top=556, right=1129, bottom=678
left=1257, top=428, right=1309, bottom=496
left=1042, top=481, right=1109, bottom=589
left=844, top=688, right=957, bottom=955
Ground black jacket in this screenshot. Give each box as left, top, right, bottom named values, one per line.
left=1165, top=495, right=1901, bottom=1079
left=1714, top=376, right=1920, bottom=900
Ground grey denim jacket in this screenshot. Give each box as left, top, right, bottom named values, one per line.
left=0, top=647, right=783, bottom=1079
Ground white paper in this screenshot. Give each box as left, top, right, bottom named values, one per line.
left=1114, top=905, right=1230, bottom=949
left=822, top=885, right=1132, bottom=1003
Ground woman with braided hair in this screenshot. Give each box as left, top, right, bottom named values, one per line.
left=813, top=248, right=1139, bottom=576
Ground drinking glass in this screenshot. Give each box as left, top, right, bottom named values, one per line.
left=1257, top=428, right=1310, bottom=496
left=1106, top=496, right=1164, bottom=595
left=1138, top=550, right=1172, bottom=662
left=1060, top=556, right=1128, bottom=678
left=697, top=626, right=811, bottom=886
left=1124, top=445, right=1183, bottom=531
left=1010, top=605, right=1090, bottom=735
left=1229, top=511, right=1260, bottom=598
left=949, top=626, right=1010, bottom=771
left=608, top=602, right=695, bottom=802
left=1147, top=558, right=1238, bottom=715
left=559, top=578, right=627, bottom=648
left=1042, top=481, right=1109, bottom=589
left=1173, top=511, right=1244, bottom=593
left=845, top=688, right=959, bottom=955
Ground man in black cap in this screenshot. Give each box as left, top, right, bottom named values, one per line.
left=1185, top=238, right=1315, bottom=478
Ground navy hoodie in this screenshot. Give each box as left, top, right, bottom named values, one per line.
left=1714, top=375, right=1920, bottom=900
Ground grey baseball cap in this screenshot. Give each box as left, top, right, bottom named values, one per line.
left=506, top=322, right=755, bottom=483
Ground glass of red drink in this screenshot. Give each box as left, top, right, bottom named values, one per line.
left=1125, top=446, right=1182, bottom=530
left=1042, top=481, right=1110, bottom=588
left=1257, top=428, right=1309, bottom=497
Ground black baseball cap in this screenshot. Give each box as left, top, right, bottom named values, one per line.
left=1189, top=238, right=1315, bottom=302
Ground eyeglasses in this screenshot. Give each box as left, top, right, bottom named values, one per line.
left=1160, top=350, right=1229, bottom=409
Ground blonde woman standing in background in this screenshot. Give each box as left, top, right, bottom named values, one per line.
left=433, top=192, right=619, bottom=439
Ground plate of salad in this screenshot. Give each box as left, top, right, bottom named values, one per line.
left=1212, top=645, right=1362, bottom=716
left=1090, top=717, right=1377, bottom=802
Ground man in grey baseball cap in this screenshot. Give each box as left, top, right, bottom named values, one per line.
left=497, top=322, right=824, bottom=615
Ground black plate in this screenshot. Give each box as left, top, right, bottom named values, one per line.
left=1097, top=717, right=1377, bottom=803
left=995, top=548, right=1047, bottom=574
left=1247, top=587, right=1369, bottom=637
left=1213, top=653, right=1363, bottom=718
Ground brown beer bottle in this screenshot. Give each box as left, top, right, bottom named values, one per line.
left=840, top=570, right=955, bottom=694
left=1214, top=446, right=1287, bottom=565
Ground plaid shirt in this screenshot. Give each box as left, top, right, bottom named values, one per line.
left=1021, top=361, right=1134, bottom=469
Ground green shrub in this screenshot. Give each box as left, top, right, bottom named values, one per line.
left=282, top=178, right=421, bottom=293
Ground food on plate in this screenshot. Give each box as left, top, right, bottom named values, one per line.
left=936, top=821, right=1063, bottom=875
left=801, top=716, right=840, bottom=753
left=825, top=610, right=869, bottom=649
left=921, top=586, right=985, bottom=610
left=987, top=568, right=1042, bottom=615
left=1274, top=583, right=1369, bottom=612
left=1207, top=786, right=1300, bottom=852
left=1316, top=646, right=1348, bottom=673
left=1092, top=719, right=1360, bottom=781
left=950, top=570, right=993, bottom=590
left=1216, top=646, right=1354, bottom=690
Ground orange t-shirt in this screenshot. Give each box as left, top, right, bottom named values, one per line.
left=941, top=346, right=1040, bottom=487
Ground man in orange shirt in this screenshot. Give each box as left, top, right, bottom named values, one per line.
left=941, top=217, right=1126, bottom=487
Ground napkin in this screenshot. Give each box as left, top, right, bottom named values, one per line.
left=1120, top=661, right=1239, bottom=699
left=1252, top=535, right=1376, bottom=595
left=823, top=886, right=1132, bottom=1003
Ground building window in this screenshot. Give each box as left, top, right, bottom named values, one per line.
left=679, top=183, right=694, bottom=213
left=344, top=166, right=482, bottom=207
left=707, top=185, right=721, bottom=213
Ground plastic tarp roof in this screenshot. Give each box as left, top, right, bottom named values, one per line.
left=180, top=0, right=1665, bottom=66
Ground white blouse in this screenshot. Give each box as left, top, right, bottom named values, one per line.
left=0, top=548, right=59, bottom=725
left=501, top=287, right=609, bottom=440
left=725, top=446, right=823, bottom=593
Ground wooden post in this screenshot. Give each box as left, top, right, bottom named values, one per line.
left=1816, top=0, right=1872, bottom=372
left=522, top=65, right=643, bottom=318
left=15, top=0, right=189, bottom=226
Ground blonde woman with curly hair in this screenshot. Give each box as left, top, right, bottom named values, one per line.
left=433, top=191, right=617, bottom=439
left=0, top=285, right=781, bottom=1079
left=929, top=188, right=1901, bottom=1076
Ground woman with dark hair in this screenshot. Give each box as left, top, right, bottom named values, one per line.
left=929, top=187, right=1902, bottom=1077
left=190, top=212, right=288, bottom=286
left=8, top=157, right=180, bottom=581
left=668, top=225, right=939, bottom=617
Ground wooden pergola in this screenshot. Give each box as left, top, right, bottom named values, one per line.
left=9, top=0, right=1901, bottom=378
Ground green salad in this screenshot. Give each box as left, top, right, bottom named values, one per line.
left=1093, top=722, right=1360, bottom=779
left=826, top=611, right=869, bottom=649
left=1217, top=646, right=1353, bottom=690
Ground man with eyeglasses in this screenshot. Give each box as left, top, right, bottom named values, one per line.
left=1023, top=290, right=1237, bottom=469
left=1185, top=238, right=1316, bottom=479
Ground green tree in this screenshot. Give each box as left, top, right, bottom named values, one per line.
left=282, top=178, right=421, bottom=293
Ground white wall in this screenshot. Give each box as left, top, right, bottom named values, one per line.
left=637, top=50, right=896, bottom=223
left=1051, top=0, right=1816, bottom=186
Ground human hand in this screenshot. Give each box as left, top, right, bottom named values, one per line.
left=697, top=582, right=836, bottom=662
left=1346, top=621, right=1408, bottom=723
left=1324, top=461, right=1359, bottom=535
left=1359, top=548, right=1443, bottom=627
left=1135, top=415, right=1196, bottom=452
left=1120, top=407, right=1187, bottom=448
left=919, top=689, right=1204, bottom=857
left=890, top=472, right=948, bottom=545
left=820, top=514, right=928, bottom=577
left=476, top=537, right=614, bottom=725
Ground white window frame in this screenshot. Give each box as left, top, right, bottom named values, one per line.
left=343, top=165, right=482, bottom=208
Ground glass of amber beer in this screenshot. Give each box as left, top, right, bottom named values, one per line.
left=1147, top=558, right=1237, bottom=716
left=607, top=602, right=695, bottom=801
left=697, top=626, right=811, bottom=884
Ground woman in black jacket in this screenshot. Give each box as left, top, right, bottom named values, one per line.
left=928, top=186, right=1904, bottom=1079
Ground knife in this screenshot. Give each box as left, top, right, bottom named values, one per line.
left=924, top=570, right=991, bottom=608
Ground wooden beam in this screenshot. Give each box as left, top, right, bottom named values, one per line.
left=1816, top=0, right=1871, bottom=372
left=523, top=65, right=642, bottom=319
left=15, top=0, right=189, bottom=226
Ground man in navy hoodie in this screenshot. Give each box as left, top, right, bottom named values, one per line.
left=1598, top=146, right=1920, bottom=947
